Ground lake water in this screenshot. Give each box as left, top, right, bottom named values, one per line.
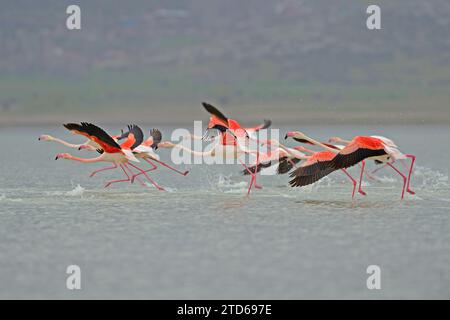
left=0, top=125, right=449, bottom=299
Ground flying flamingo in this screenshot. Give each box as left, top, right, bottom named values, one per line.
left=40, top=127, right=148, bottom=186
left=329, top=136, right=414, bottom=187
left=201, top=102, right=273, bottom=191
left=55, top=122, right=165, bottom=190
left=201, top=102, right=271, bottom=143
left=286, top=131, right=416, bottom=199
left=245, top=139, right=364, bottom=198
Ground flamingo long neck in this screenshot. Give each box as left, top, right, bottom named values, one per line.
left=51, top=137, right=81, bottom=149
left=67, top=155, right=105, bottom=163
left=277, top=144, right=308, bottom=160
left=299, top=147, right=315, bottom=155
left=172, top=144, right=216, bottom=157
left=337, top=138, right=351, bottom=144
left=300, top=135, right=338, bottom=153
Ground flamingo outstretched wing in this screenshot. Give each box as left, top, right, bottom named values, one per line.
left=288, top=151, right=336, bottom=187
left=63, top=122, right=122, bottom=154
left=289, top=167, right=336, bottom=187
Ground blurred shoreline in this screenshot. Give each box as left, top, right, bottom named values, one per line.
left=1, top=109, right=449, bottom=127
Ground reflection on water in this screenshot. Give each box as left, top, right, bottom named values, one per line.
left=0, top=126, right=449, bottom=299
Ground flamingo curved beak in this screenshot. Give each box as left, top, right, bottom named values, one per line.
left=285, top=132, right=295, bottom=139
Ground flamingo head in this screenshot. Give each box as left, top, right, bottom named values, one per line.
left=285, top=131, right=305, bottom=140
left=78, top=144, right=95, bottom=151
left=38, top=134, right=53, bottom=141
left=55, top=153, right=71, bottom=160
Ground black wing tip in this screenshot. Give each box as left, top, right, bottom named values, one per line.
left=150, top=128, right=162, bottom=149
left=150, top=128, right=162, bottom=138
left=240, top=162, right=271, bottom=175
left=262, top=119, right=272, bottom=129
left=63, top=123, right=80, bottom=131
left=277, top=159, right=292, bottom=175
left=202, top=102, right=228, bottom=122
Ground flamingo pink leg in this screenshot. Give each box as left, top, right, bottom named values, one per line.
left=400, top=159, right=409, bottom=171
left=387, top=163, right=407, bottom=199
left=252, top=152, right=263, bottom=189
left=371, top=161, right=392, bottom=175
left=89, top=163, right=118, bottom=178
left=130, top=159, right=158, bottom=183
left=341, top=169, right=358, bottom=199
left=104, top=164, right=131, bottom=188
left=239, top=159, right=257, bottom=195
left=405, top=154, right=416, bottom=195
left=151, top=158, right=189, bottom=176
left=357, top=161, right=367, bottom=196
left=126, top=163, right=165, bottom=191
left=122, top=165, right=147, bottom=187
left=359, top=162, right=379, bottom=182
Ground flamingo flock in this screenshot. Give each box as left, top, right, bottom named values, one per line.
left=39, top=102, right=416, bottom=199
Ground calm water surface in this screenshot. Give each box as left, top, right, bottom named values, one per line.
left=0, top=125, right=449, bottom=299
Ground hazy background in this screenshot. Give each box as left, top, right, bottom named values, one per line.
left=1, top=0, right=449, bottom=125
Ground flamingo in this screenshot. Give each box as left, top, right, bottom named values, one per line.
left=40, top=127, right=149, bottom=187
left=55, top=122, right=165, bottom=190
left=245, top=139, right=364, bottom=198
left=201, top=102, right=273, bottom=191
left=286, top=131, right=416, bottom=199
left=329, top=136, right=415, bottom=187
left=201, top=102, right=271, bottom=143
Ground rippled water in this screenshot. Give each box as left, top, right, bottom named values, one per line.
left=0, top=125, right=449, bottom=299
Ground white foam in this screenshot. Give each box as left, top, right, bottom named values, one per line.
left=65, top=185, right=85, bottom=197
left=0, top=194, right=23, bottom=202
left=413, top=165, right=448, bottom=189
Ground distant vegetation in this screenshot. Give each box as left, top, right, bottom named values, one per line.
left=1, top=0, right=449, bottom=124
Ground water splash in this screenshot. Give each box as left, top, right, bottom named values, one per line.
left=413, top=165, right=448, bottom=189
left=65, top=185, right=85, bottom=197
left=213, top=174, right=248, bottom=193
